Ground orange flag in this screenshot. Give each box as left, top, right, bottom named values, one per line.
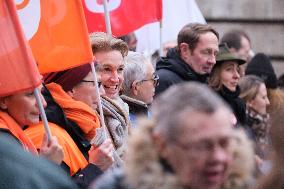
left=0, top=0, right=41, bottom=97
left=16, top=0, right=93, bottom=74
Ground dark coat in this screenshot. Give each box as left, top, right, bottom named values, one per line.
left=217, top=85, right=247, bottom=126
left=155, top=48, right=208, bottom=96
left=0, top=133, right=78, bottom=189
left=120, top=95, right=148, bottom=117
left=120, top=95, right=149, bottom=127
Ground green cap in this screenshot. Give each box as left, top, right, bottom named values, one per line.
left=216, top=43, right=246, bottom=65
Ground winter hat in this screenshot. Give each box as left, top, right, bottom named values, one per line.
left=245, top=53, right=277, bottom=89
left=44, top=63, right=92, bottom=91
left=216, top=43, right=246, bottom=65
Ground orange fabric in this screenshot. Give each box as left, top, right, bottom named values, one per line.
left=16, top=0, right=93, bottom=74
left=46, top=83, right=100, bottom=141
left=0, top=0, right=41, bottom=97
left=0, top=111, right=38, bottom=155
left=25, top=122, right=88, bottom=175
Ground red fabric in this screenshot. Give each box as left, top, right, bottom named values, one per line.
left=0, top=0, right=41, bottom=97
left=82, top=0, right=162, bottom=37
left=0, top=112, right=38, bottom=155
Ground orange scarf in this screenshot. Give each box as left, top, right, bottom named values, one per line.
left=25, top=122, right=88, bottom=175
left=0, top=111, right=38, bottom=155
left=46, top=83, right=100, bottom=141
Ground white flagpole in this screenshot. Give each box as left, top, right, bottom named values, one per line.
left=103, top=0, right=112, bottom=35
left=90, top=63, right=107, bottom=139
left=34, top=88, right=52, bottom=141
left=159, top=21, right=163, bottom=56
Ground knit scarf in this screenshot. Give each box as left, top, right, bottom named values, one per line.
left=0, top=111, right=38, bottom=155
left=25, top=122, right=88, bottom=175
left=46, top=83, right=100, bottom=141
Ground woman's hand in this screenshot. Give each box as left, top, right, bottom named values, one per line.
left=89, top=139, right=114, bottom=171
left=40, top=134, right=64, bottom=165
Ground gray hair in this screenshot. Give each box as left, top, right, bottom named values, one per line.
left=151, top=82, right=230, bottom=141
left=122, top=51, right=149, bottom=95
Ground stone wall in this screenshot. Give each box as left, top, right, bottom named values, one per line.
left=196, top=0, right=284, bottom=76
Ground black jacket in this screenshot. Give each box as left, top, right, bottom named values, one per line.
left=217, top=85, right=247, bottom=126
left=155, top=48, right=208, bottom=96
left=42, top=86, right=103, bottom=189
left=120, top=95, right=148, bottom=117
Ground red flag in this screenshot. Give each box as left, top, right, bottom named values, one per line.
left=17, top=0, right=94, bottom=74
left=0, top=0, right=41, bottom=97
left=82, top=0, right=162, bottom=37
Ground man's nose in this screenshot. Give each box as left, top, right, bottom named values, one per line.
left=211, top=146, right=230, bottom=163
left=208, top=54, right=216, bottom=65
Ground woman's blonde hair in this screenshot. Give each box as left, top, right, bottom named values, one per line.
left=208, top=64, right=222, bottom=91
left=89, top=32, right=128, bottom=57
left=239, top=75, right=264, bottom=103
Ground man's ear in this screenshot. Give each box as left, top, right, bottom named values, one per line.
left=0, top=97, right=8, bottom=110
left=131, top=81, right=139, bottom=96
left=179, top=42, right=190, bottom=59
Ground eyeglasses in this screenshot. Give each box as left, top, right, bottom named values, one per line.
left=81, top=80, right=102, bottom=88
left=171, top=137, right=233, bottom=157
left=137, top=73, right=159, bottom=87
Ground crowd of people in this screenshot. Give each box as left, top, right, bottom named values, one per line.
left=1, top=22, right=284, bottom=189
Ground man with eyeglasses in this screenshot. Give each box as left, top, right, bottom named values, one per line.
left=155, top=23, right=219, bottom=96
left=151, top=82, right=235, bottom=189
left=121, top=51, right=159, bottom=127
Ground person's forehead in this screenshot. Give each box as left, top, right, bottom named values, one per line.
left=179, top=109, right=232, bottom=140
left=194, top=32, right=219, bottom=52
left=95, top=50, right=124, bottom=65
left=240, top=36, right=251, bottom=49
left=82, top=71, right=93, bottom=79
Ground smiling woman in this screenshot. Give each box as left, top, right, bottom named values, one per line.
left=90, top=32, right=130, bottom=159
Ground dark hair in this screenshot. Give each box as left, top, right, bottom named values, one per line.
left=278, top=74, right=284, bottom=89
left=221, top=30, right=250, bottom=51
left=177, top=23, right=219, bottom=53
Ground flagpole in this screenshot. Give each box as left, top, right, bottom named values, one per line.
left=34, top=88, right=52, bottom=141
left=103, top=0, right=112, bottom=35
left=159, top=21, right=163, bottom=56
left=90, top=63, right=107, bottom=139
